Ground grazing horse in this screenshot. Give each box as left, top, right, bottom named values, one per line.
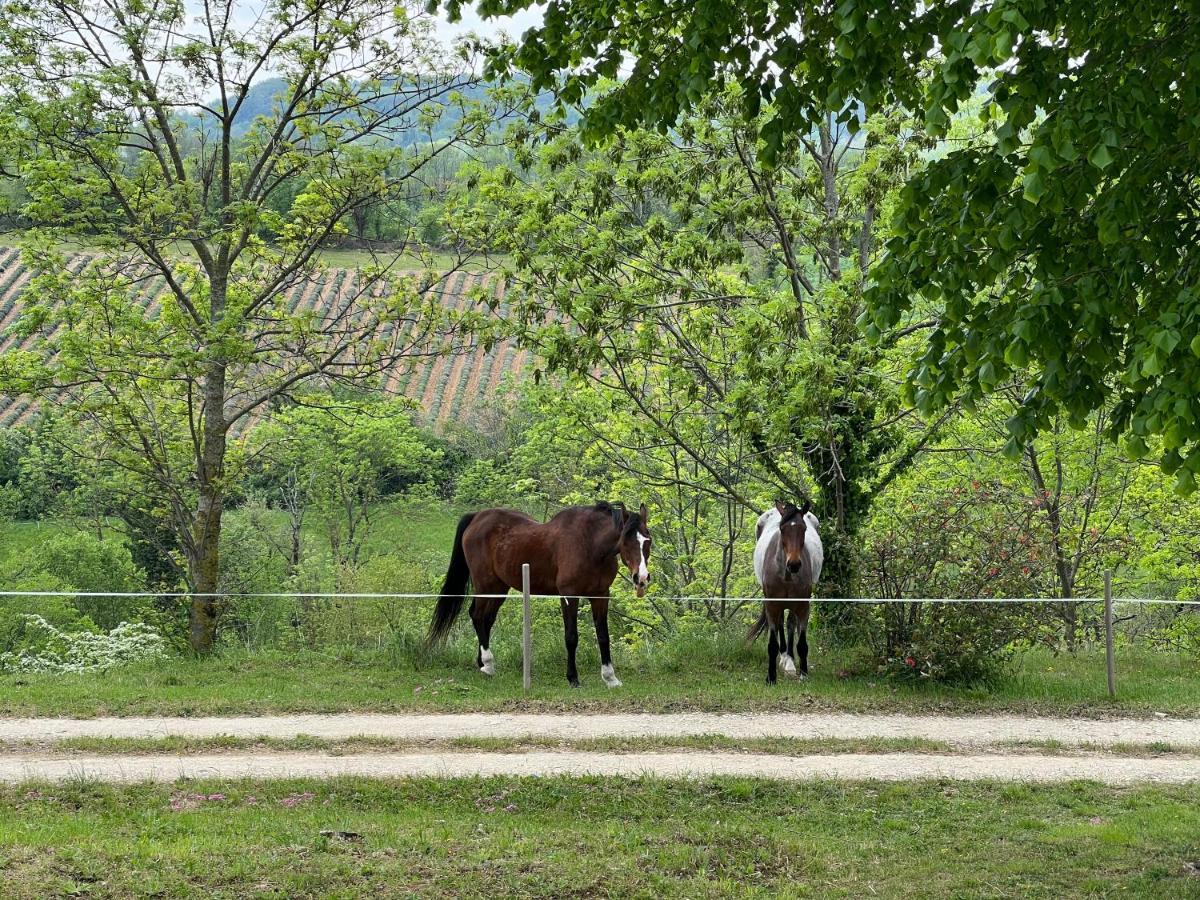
left=426, top=501, right=652, bottom=687
left=749, top=500, right=824, bottom=684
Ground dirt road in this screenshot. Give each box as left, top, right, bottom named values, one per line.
left=1, top=711, right=1196, bottom=747
left=0, top=748, right=1196, bottom=784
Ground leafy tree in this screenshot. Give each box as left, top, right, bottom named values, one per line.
left=248, top=397, right=444, bottom=572
left=452, top=90, right=940, bottom=600
left=0, top=417, right=85, bottom=520
left=460, top=0, right=1200, bottom=484
left=0, top=0, right=498, bottom=651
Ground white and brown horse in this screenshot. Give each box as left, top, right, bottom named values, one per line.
left=427, top=501, right=652, bottom=687
left=749, top=500, right=824, bottom=684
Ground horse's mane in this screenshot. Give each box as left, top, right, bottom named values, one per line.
left=545, top=501, right=614, bottom=520
left=547, top=501, right=640, bottom=533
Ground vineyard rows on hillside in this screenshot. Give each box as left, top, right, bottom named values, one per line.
left=0, top=249, right=528, bottom=430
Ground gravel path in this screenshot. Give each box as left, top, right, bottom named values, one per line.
left=1, top=712, right=1197, bottom=748
left=1, top=750, right=1198, bottom=784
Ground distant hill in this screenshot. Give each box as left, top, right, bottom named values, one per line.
left=184, top=76, right=573, bottom=145
left=0, top=248, right=530, bottom=431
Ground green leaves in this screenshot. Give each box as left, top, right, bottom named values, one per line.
left=1087, top=142, right=1114, bottom=170
left=481, top=0, right=1200, bottom=488
left=1021, top=169, right=1045, bottom=203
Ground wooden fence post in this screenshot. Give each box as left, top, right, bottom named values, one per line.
left=522, top=563, right=532, bottom=692
left=1104, top=569, right=1116, bottom=700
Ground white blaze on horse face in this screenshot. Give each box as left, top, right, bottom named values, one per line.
left=601, top=663, right=622, bottom=688
left=632, top=531, right=650, bottom=596
left=480, top=647, right=495, bottom=677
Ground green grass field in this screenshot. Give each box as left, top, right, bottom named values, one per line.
left=0, top=499, right=462, bottom=579
left=0, top=520, right=50, bottom=573
left=1, top=643, right=1196, bottom=719
left=0, top=777, right=1197, bottom=898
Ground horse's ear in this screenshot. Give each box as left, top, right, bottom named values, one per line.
left=775, top=500, right=790, bottom=517
left=800, top=499, right=812, bottom=516
left=639, top=502, right=648, bottom=525
left=611, top=502, right=627, bottom=531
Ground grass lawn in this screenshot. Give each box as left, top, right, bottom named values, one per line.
left=0, top=777, right=1197, bottom=897
left=0, top=520, right=58, bottom=573
left=1, top=643, right=1196, bottom=719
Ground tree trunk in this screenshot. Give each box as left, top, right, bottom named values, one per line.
left=809, top=432, right=868, bottom=642
left=188, top=279, right=229, bottom=654
left=189, top=469, right=225, bottom=653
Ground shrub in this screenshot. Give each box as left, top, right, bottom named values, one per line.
left=35, top=531, right=146, bottom=629
left=0, top=615, right=167, bottom=674
left=852, top=478, right=1056, bottom=684
left=1145, top=609, right=1200, bottom=655
left=453, top=459, right=524, bottom=508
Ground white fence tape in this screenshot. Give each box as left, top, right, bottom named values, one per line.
left=0, top=591, right=1197, bottom=605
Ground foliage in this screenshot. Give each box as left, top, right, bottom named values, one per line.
left=0, top=615, right=166, bottom=674
left=0, top=0, right=503, bottom=651
left=0, top=417, right=85, bottom=520
left=451, top=88, right=939, bottom=603
left=31, top=531, right=146, bottom=630
left=247, top=396, right=445, bottom=570
left=473, top=0, right=1200, bottom=484
left=0, top=594, right=91, bottom=656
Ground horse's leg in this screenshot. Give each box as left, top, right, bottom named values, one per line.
left=765, top=602, right=783, bottom=685
left=781, top=608, right=797, bottom=677
left=481, top=598, right=505, bottom=677
left=798, top=602, right=811, bottom=678
left=590, top=597, right=621, bottom=688
left=468, top=598, right=483, bottom=670
left=469, top=597, right=497, bottom=676
left=471, top=579, right=507, bottom=676
left=561, top=597, right=581, bottom=687
left=798, top=625, right=809, bottom=678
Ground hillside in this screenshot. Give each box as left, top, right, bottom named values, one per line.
left=184, top=76, right=576, bottom=144
left=0, top=247, right=530, bottom=430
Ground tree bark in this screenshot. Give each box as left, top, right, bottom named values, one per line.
left=188, top=277, right=229, bottom=654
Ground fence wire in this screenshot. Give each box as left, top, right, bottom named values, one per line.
left=1, top=590, right=1198, bottom=605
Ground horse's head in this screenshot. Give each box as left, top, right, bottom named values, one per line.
left=775, top=499, right=811, bottom=577
left=616, top=502, right=652, bottom=597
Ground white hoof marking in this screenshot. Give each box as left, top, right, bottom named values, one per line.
left=480, top=648, right=495, bottom=677
left=780, top=654, right=797, bottom=676
left=601, top=664, right=622, bottom=688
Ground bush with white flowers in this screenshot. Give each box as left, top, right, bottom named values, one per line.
left=0, top=616, right=168, bottom=674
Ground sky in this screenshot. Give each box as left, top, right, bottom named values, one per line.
left=431, top=6, right=544, bottom=45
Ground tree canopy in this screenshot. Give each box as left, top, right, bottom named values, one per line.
left=0, top=0, right=495, bottom=650
left=457, top=0, right=1200, bottom=488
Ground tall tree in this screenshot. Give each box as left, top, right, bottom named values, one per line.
left=453, top=91, right=940, bottom=599
left=457, top=0, right=1200, bottom=486
left=0, top=0, right=499, bottom=650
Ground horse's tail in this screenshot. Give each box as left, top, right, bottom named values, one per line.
left=746, top=607, right=768, bottom=643
left=427, top=513, right=477, bottom=646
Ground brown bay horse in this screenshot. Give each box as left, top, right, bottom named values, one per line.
left=426, top=502, right=652, bottom=687
left=749, top=500, right=824, bottom=684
